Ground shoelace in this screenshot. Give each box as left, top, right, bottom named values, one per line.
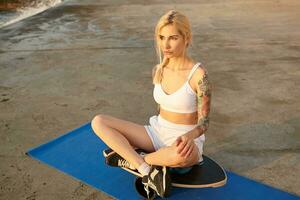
left=117, top=151, right=146, bottom=168
left=142, top=181, right=151, bottom=199
left=117, top=159, right=131, bottom=168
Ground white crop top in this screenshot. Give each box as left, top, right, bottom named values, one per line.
left=153, top=62, right=201, bottom=113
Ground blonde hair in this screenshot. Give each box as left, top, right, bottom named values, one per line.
left=152, top=10, right=193, bottom=84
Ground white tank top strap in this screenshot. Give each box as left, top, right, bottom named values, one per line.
left=187, top=62, right=201, bottom=80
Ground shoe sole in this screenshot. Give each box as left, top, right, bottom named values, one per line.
left=161, top=166, right=172, bottom=198
left=122, top=167, right=142, bottom=177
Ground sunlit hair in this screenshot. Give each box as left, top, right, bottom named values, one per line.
left=152, top=10, right=193, bottom=84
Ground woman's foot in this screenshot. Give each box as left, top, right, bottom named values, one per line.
left=103, top=148, right=147, bottom=176
left=104, top=148, right=172, bottom=198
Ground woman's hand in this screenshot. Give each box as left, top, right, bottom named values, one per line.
left=173, top=133, right=195, bottom=159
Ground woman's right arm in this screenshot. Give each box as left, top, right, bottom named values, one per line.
left=152, top=64, right=159, bottom=80
left=152, top=64, right=160, bottom=113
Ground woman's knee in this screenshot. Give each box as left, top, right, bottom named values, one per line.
left=91, top=114, right=107, bottom=134
left=172, top=145, right=199, bottom=167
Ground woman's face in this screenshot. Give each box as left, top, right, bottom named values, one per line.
left=158, top=24, right=187, bottom=58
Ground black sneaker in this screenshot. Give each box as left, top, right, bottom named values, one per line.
left=102, top=148, right=114, bottom=158
left=142, top=165, right=172, bottom=198
left=103, top=148, right=147, bottom=177
left=135, top=177, right=157, bottom=200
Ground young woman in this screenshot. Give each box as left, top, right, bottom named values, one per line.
left=91, top=10, right=211, bottom=198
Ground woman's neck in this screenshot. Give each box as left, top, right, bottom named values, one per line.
left=167, top=56, right=193, bottom=71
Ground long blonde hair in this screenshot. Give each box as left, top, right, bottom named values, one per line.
left=152, top=10, right=193, bottom=84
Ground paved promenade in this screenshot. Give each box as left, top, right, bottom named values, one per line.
left=0, top=0, right=299, bottom=199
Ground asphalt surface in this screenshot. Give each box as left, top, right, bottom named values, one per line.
left=0, top=0, right=299, bottom=199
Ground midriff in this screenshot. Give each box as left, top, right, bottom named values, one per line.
left=159, top=106, right=198, bottom=125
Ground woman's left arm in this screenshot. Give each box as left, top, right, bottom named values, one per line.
left=194, top=67, right=212, bottom=137
left=173, top=67, right=212, bottom=157
left=182, top=67, right=212, bottom=140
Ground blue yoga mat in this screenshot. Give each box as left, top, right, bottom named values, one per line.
left=27, top=123, right=299, bottom=200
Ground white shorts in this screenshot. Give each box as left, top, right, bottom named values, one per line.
left=144, top=115, right=205, bottom=163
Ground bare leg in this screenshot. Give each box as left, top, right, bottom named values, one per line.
left=144, top=142, right=200, bottom=168
left=91, top=114, right=200, bottom=169
left=91, top=114, right=155, bottom=169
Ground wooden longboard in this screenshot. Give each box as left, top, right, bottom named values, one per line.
left=103, top=148, right=227, bottom=188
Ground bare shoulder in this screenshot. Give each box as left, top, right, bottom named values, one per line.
left=193, top=64, right=208, bottom=82
left=152, top=64, right=160, bottom=78
left=155, top=64, right=160, bottom=70
left=190, top=64, right=209, bottom=91
left=153, top=64, right=160, bottom=71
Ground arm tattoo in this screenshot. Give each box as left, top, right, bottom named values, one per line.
left=196, top=70, right=212, bottom=134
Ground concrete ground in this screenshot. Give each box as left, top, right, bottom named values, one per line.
left=0, top=0, right=299, bottom=199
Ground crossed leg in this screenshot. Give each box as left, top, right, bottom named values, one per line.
left=91, top=114, right=200, bottom=169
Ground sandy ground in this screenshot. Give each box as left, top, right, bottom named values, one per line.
left=0, top=0, right=300, bottom=199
